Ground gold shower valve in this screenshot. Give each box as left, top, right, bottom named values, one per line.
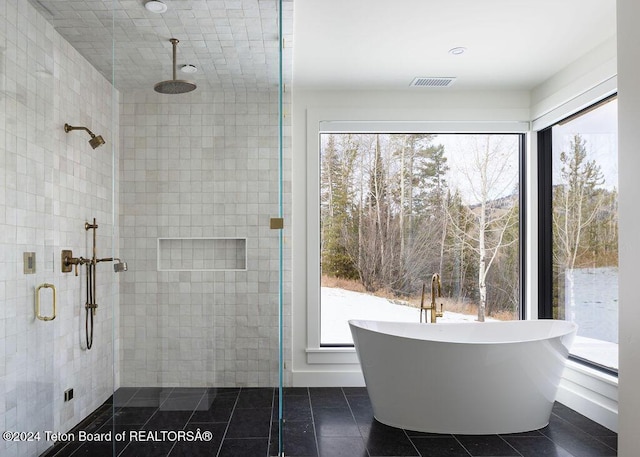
left=61, top=250, right=73, bottom=273
left=61, top=250, right=83, bottom=276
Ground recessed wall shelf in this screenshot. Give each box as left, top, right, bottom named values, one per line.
left=157, top=237, right=247, bottom=271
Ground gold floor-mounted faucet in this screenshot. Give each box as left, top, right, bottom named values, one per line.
left=420, top=273, right=444, bottom=323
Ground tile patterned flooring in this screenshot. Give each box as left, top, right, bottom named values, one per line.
left=42, top=387, right=617, bottom=457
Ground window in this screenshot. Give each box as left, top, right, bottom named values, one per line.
left=320, top=133, right=524, bottom=346
left=538, top=96, right=618, bottom=374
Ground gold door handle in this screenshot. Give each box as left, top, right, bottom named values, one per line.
left=36, top=283, right=57, bottom=321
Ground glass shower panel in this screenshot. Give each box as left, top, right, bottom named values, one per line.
left=3, top=0, right=288, bottom=454
left=113, top=1, right=288, bottom=456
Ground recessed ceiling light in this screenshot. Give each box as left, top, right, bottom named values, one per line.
left=145, top=1, right=168, bottom=14
left=180, top=64, right=198, bottom=74
left=449, top=47, right=467, bottom=56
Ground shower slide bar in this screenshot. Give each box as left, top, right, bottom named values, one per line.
left=61, top=218, right=128, bottom=349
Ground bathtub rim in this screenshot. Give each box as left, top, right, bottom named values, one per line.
left=348, top=318, right=578, bottom=346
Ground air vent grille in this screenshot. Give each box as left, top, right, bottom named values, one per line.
left=410, top=77, right=456, bottom=88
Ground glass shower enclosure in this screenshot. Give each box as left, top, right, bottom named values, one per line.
left=1, top=0, right=289, bottom=455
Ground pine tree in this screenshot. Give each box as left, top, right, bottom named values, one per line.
left=553, top=134, right=605, bottom=320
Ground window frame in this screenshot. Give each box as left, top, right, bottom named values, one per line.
left=537, top=94, right=619, bottom=377
left=306, top=118, right=529, bottom=359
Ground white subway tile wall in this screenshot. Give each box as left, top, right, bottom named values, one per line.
left=119, top=88, right=291, bottom=388
left=0, top=1, right=120, bottom=456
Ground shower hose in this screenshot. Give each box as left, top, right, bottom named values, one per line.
left=85, top=261, right=95, bottom=350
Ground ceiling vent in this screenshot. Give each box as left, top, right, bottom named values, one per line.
left=410, top=77, right=456, bottom=88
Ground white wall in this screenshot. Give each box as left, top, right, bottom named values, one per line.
left=0, top=1, right=119, bottom=456
left=616, top=0, right=640, bottom=453
left=530, top=36, right=617, bottom=122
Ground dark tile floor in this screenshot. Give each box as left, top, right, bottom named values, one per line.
left=41, top=387, right=617, bottom=457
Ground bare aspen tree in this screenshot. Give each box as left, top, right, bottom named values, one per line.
left=446, top=135, right=519, bottom=322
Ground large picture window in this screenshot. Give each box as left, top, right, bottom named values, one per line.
left=538, top=96, right=618, bottom=374
left=320, top=133, right=524, bottom=345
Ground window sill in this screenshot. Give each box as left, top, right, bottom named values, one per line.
left=564, top=358, right=618, bottom=387
left=569, top=335, right=618, bottom=373
left=306, top=347, right=359, bottom=364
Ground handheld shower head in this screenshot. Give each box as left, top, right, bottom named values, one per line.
left=64, top=124, right=106, bottom=149
left=96, top=256, right=128, bottom=272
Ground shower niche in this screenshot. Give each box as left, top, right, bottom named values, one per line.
left=157, top=237, right=247, bottom=271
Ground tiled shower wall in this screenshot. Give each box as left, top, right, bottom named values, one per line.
left=119, top=89, right=291, bottom=387
left=0, top=1, right=120, bottom=456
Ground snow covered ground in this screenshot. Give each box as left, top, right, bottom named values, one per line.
left=321, top=286, right=484, bottom=344
left=321, top=286, right=618, bottom=370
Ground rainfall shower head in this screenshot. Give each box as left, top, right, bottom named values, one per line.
left=64, top=124, right=106, bottom=149
left=154, top=38, right=197, bottom=94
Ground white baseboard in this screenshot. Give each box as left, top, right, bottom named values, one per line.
left=292, top=370, right=364, bottom=387
left=556, top=361, right=618, bottom=432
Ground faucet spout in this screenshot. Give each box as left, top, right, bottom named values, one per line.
left=420, top=273, right=444, bottom=323
left=430, top=273, right=444, bottom=323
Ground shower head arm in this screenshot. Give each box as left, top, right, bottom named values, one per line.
left=64, top=123, right=98, bottom=139
left=171, top=38, right=178, bottom=81
left=96, top=257, right=128, bottom=273
left=96, top=257, right=124, bottom=263
left=154, top=38, right=196, bottom=94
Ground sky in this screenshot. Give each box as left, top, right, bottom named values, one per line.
left=552, top=98, right=618, bottom=190
left=321, top=99, right=618, bottom=207
left=434, top=134, right=520, bottom=206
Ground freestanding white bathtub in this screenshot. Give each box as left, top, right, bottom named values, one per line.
left=349, top=319, right=577, bottom=435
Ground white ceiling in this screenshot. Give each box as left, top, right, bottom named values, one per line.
left=293, top=0, right=617, bottom=91
left=29, top=0, right=617, bottom=93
